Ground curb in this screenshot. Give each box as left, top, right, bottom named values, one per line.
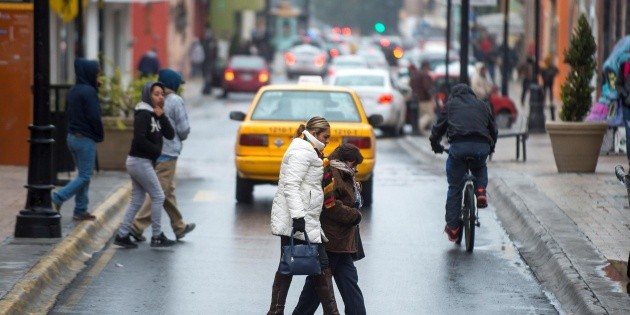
left=0, top=182, right=130, bottom=315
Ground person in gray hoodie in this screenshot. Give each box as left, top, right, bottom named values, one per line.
left=114, top=81, right=175, bottom=248
left=128, top=69, right=195, bottom=242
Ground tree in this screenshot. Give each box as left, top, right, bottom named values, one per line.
left=559, top=14, right=597, bottom=122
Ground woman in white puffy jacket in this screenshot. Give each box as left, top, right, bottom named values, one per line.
left=266, top=116, right=340, bottom=315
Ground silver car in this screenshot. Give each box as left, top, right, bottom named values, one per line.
left=284, top=44, right=328, bottom=79
left=329, top=68, right=407, bottom=137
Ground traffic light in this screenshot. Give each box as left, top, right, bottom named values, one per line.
left=374, top=22, right=385, bottom=33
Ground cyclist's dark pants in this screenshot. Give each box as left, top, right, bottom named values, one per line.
left=445, top=141, right=491, bottom=229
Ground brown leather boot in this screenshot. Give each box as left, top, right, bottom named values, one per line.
left=266, top=272, right=293, bottom=315
left=314, top=268, right=340, bottom=315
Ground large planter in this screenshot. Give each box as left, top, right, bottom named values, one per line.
left=546, top=121, right=608, bottom=173
left=97, top=117, right=133, bottom=170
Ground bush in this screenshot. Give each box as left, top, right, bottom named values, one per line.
left=559, top=14, right=597, bottom=122
left=98, top=68, right=157, bottom=117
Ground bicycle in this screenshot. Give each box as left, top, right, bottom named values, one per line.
left=445, top=148, right=481, bottom=252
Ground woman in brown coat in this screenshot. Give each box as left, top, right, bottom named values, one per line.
left=293, top=143, right=366, bottom=315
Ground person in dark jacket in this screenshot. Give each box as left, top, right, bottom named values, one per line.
left=114, top=81, right=176, bottom=248
left=137, top=48, right=160, bottom=78
left=429, top=83, right=498, bottom=242
left=293, top=143, right=366, bottom=315
left=52, top=59, right=104, bottom=221
left=410, top=61, right=435, bottom=135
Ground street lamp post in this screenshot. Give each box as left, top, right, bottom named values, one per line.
left=14, top=0, right=61, bottom=238
left=459, top=0, right=470, bottom=84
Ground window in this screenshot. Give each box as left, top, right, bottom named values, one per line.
left=251, top=91, right=361, bottom=122
left=333, top=75, right=385, bottom=87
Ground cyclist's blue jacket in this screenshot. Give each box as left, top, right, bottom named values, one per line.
left=429, top=83, right=498, bottom=146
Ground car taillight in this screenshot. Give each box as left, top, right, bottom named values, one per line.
left=314, top=54, right=326, bottom=67
left=224, top=69, right=235, bottom=81
left=393, top=46, right=404, bottom=59
left=327, top=68, right=335, bottom=76
left=380, top=38, right=390, bottom=47
left=378, top=94, right=393, bottom=104
left=329, top=48, right=339, bottom=58
left=258, top=71, right=269, bottom=82
left=285, top=52, right=296, bottom=65
left=343, top=136, right=371, bottom=149
left=239, top=134, right=268, bottom=146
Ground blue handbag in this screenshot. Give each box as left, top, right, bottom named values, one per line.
left=278, top=229, right=321, bottom=276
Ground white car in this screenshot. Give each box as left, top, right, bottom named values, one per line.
left=326, top=55, right=369, bottom=77
left=329, top=68, right=407, bottom=137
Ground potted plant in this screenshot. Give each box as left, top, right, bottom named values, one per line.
left=97, top=68, right=157, bottom=170
left=546, top=14, right=608, bottom=173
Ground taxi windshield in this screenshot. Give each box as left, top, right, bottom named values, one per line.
left=251, top=90, right=362, bottom=122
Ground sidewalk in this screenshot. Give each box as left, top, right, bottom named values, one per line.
left=401, top=132, right=630, bottom=314
left=0, top=78, right=209, bottom=314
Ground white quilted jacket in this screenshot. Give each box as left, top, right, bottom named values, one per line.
left=270, top=138, right=326, bottom=243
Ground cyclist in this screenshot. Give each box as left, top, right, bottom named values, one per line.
left=429, top=83, right=498, bottom=242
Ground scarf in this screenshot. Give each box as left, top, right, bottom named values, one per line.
left=330, top=159, right=362, bottom=209
left=302, top=134, right=335, bottom=208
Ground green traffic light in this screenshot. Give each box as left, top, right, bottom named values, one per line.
left=374, top=22, right=385, bottom=33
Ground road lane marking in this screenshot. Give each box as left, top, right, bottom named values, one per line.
left=61, top=247, right=117, bottom=308
left=193, top=190, right=219, bottom=202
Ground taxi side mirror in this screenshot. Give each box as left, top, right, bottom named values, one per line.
left=368, top=114, right=383, bottom=126
left=229, top=111, right=246, bottom=121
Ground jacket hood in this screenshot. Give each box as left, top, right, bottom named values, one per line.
left=74, top=59, right=100, bottom=88
left=450, top=83, right=475, bottom=98
left=140, top=81, right=165, bottom=105
left=158, top=69, right=184, bottom=92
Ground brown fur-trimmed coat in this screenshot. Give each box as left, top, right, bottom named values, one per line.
left=320, top=166, right=362, bottom=253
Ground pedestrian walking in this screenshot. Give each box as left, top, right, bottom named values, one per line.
left=293, top=143, right=366, bottom=315
left=266, top=116, right=340, bottom=315
left=471, top=62, right=494, bottom=101
left=540, top=55, right=559, bottom=105
left=189, top=39, right=205, bottom=78
left=615, top=59, right=630, bottom=168
left=202, top=28, right=218, bottom=95
left=137, top=48, right=160, bottom=78
left=518, top=57, right=535, bottom=106
left=410, top=61, right=435, bottom=135
left=114, top=81, right=176, bottom=249
left=128, top=69, right=195, bottom=243
left=52, top=58, right=104, bottom=221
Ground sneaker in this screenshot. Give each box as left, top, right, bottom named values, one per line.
left=444, top=224, right=461, bottom=243
left=176, top=223, right=196, bottom=241
left=73, top=213, right=96, bottom=221
left=114, top=234, right=138, bottom=249
left=129, top=228, right=146, bottom=242
left=475, top=188, right=488, bottom=209
left=151, top=233, right=176, bottom=247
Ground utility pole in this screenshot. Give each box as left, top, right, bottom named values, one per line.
left=459, top=0, right=470, bottom=84
left=445, top=0, right=451, bottom=89
left=501, top=0, right=509, bottom=96
left=15, top=0, right=61, bottom=238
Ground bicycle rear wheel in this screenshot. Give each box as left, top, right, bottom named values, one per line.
left=463, top=185, right=476, bottom=252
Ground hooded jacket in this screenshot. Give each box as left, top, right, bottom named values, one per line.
left=128, top=82, right=175, bottom=162
left=270, top=137, right=326, bottom=243
left=158, top=69, right=190, bottom=157
left=430, top=84, right=498, bottom=146
left=66, top=59, right=104, bottom=142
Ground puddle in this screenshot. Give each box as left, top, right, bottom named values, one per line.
left=602, top=259, right=629, bottom=294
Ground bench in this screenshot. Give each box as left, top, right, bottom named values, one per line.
left=496, top=113, right=529, bottom=161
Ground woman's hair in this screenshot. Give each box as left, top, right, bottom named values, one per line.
left=329, top=143, right=363, bottom=164
left=295, top=116, right=330, bottom=138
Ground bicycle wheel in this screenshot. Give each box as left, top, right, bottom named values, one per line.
left=463, top=185, right=476, bottom=252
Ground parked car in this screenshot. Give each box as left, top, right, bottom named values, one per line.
left=222, top=55, right=270, bottom=98
left=329, top=68, right=407, bottom=137
left=284, top=44, right=328, bottom=79
left=432, top=72, right=518, bottom=129
left=326, top=55, right=368, bottom=77
left=229, top=81, right=383, bottom=206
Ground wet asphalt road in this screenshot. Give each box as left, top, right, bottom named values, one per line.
left=51, top=89, right=560, bottom=315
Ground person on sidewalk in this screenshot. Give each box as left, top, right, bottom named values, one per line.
left=429, top=83, right=498, bottom=242
left=410, top=61, right=435, bottom=135
left=293, top=143, right=366, bottom=315
left=114, top=81, right=175, bottom=249
left=52, top=59, right=104, bottom=221
left=137, top=48, right=160, bottom=78
left=518, top=57, right=535, bottom=106
left=615, top=59, right=630, bottom=168
left=540, top=55, right=559, bottom=106
left=127, top=69, right=195, bottom=243
left=471, top=62, right=494, bottom=102
left=266, top=116, right=340, bottom=315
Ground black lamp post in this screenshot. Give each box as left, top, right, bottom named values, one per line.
left=501, top=0, right=510, bottom=96
left=14, top=0, right=61, bottom=238
left=459, top=0, right=470, bottom=85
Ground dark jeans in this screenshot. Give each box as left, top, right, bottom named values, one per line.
left=623, top=105, right=630, bottom=161
left=445, top=142, right=491, bottom=228
left=280, top=236, right=329, bottom=269
left=521, top=79, right=531, bottom=105
left=293, top=252, right=366, bottom=315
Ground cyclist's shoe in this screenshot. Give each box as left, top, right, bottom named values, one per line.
left=444, top=224, right=461, bottom=242
left=475, top=188, right=488, bottom=209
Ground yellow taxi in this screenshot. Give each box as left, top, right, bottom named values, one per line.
left=229, top=79, right=383, bottom=206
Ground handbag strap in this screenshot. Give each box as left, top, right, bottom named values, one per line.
left=290, top=228, right=313, bottom=254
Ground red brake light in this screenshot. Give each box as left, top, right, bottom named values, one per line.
left=380, top=38, right=390, bottom=47
left=343, top=136, right=371, bottom=149
left=258, top=70, right=269, bottom=82
left=330, top=48, right=339, bottom=58
left=342, top=27, right=352, bottom=36
left=239, top=134, right=268, bottom=146
left=224, top=69, right=235, bottom=81
left=378, top=94, right=393, bottom=104
left=285, top=52, right=296, bottom=65
left=314, top=54, right=326, bottom=67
